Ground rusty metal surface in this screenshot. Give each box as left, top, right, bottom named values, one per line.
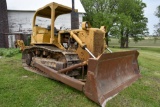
left=84, top=50, right=140, bottom=105
left=32, top=57, right=65, bottom=70
left=23, top=45, right=80, bottom=66
left=58, top=61, right=87, bottom=73
left=33, top=62, right=85, bottom=91
left=93, top=31, right=105, bottom=57
left=21, top=45, right=81, bottom=80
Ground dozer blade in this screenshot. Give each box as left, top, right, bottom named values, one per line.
left=84, top=50, right=140, bottom=106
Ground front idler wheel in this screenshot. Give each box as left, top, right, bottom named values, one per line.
left=25, top=53, right=32, bottom=66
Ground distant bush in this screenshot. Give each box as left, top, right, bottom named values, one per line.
left=0, top=51, right=3, bottom=56
left=0, top=48, right=20, bottom=57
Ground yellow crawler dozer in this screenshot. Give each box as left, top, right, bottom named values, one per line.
left=20, top=2, right=140, bottom=106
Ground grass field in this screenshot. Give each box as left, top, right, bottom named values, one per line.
left=0, top=39, right=160, bottom=107
left=109, top=37, right=160, bottom=47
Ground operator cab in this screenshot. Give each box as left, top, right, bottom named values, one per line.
left=31, top=2, right=74, bottom=47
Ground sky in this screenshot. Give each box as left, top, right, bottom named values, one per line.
left=6, top=0, right=160, bottom=35
left=143, top=0, right=160, bottom=35
left=6, top=0, right=85, bottom=13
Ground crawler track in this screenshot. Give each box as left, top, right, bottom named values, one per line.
left=22, top=45, right=81, bottom=77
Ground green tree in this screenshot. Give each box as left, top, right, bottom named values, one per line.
left=115, top=0, right=148, bottom=48
left=154, top=5, right=160, bottom=36
left=81, top=0, right=148, bottom=48
left=81, top=0, right=118, bottom=45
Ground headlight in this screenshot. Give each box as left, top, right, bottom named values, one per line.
left=82, top=21, right=91, bottom=30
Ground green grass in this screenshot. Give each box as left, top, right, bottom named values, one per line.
left=0, top=53, right=97, bottom=107
left=109, top=38, right=160, bottom=47
left=0, top=46, right=160, bottom=107
left=0, top=48, right=20, bottom=57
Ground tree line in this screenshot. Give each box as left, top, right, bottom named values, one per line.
left=80, top=0, right=148, bottom=48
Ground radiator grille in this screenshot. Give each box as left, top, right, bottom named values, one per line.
left=93, top=31, right=104, bottom=57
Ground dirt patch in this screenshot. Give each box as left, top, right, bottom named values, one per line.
left=22, top=75, right=28, bottom=78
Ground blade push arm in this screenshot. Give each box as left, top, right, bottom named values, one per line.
left=70, top=31, right=96, bottom=58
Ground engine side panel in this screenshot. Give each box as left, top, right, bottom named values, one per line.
left=76, top=28, right=106, bottom=61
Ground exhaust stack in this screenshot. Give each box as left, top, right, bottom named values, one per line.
left=71, top=0, right=79, bottom=29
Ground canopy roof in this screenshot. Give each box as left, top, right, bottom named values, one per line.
left=35, top=2, right=74, bottom=18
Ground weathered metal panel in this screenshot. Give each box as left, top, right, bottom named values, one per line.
left=7, top=11, right=34, bottom=34
left=7, top=11, right=83, bottom=34
left=8, top=35, right=15, bottom=48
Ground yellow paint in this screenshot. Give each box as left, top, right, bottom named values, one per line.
left=30, top=2, right=107, bottom=61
